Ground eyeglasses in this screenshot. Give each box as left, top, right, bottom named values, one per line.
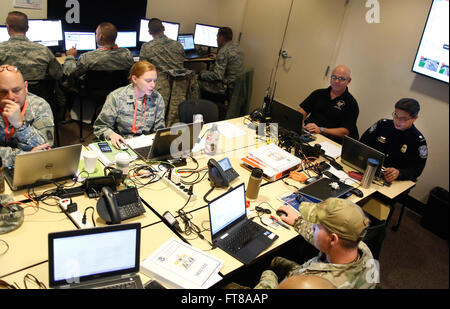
left=331, top=75, right=347, bottom=82
left=23, top=273, right=47, bottom=289
left=0, top=65, right=18, bottom=73
left=392, top=112, right=412, bottom=122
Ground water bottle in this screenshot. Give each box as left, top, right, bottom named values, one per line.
left=360, top=158, right=379, bottom=188
left=204, top=124, right=220, bottom=155
left=246, top=168, right=263, bottom=200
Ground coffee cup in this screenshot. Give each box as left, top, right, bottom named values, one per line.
left=83, top=151, right=98, bottom=173
left=115, top=153, right=132, bottom=174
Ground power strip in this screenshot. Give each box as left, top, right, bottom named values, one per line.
left=59, top=198, right=92, bottom=229
left=157, top=167, right=197, bottom=201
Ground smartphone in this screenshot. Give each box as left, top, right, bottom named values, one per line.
left=98, top=142, right=112, bottom=153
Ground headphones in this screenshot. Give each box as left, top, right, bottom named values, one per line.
left=0, top=204, right=24, bottom=234
left=249, top=108, right=265, bottom=123
left=103, top=166, right=124, bottom=186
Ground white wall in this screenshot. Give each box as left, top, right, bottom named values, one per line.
left=333, top=0, right=449, bottom=202
left=0, top=0, right=47, bottom=22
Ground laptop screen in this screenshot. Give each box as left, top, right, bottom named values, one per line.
left=48, top=223, right=141, bottom=287
left=270, top=100, right=303, bottom=136
left=64, top=32, right=96, bottom=51
left=178, top=34, right=195, bottom=51
left=209, top=183, right=246, bottom=236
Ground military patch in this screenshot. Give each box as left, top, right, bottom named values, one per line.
left=377, top=136, right=386, bottom=143
left=419, top=145, right=428, bottom=159
left=334, top=100, right=346, bottom=110
left=401, top=144, right=407, bottom=153
left=369, top=122, right=378, bottom=133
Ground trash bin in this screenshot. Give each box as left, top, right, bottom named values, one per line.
left=421, top=187, right=449, bottom=239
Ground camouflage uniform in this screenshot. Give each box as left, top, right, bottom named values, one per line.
left=198, top=41, right=244, bottom=95
left=0, top=35, right=63, bottom=81
left=93, top=84, right=165, bottom=140
left=254, top=218, right=376, bottom=289
left=63, top=47, right=134, bottom=79
left=0, top=93, right=55, bottom=167
left=0, top=194, right=14, bottom=206
left=139, top=35, right=185, bottom=73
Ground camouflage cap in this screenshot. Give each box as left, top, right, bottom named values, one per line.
left=299, top=198, right=370, bottom=242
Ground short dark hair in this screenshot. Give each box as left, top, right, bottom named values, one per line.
left=98, top=22, right=118, bottom=44
left=6, top=11, right=29, bottom=33
left=395, top=98, right=420, bottom=118
left=218, top=27, right=233, bottom=41
left=148, top=18, right=164, bottom=35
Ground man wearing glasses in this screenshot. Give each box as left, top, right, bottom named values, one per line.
left=0, top=65, right=54, bottom=167
left=360, top=98, right=427, bottom=183
left=298, top=65, right=359, bottom=144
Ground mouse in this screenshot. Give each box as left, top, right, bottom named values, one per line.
left=351, top=188, right=364, bottom=198
left=276, top=210, right=288, bottom=217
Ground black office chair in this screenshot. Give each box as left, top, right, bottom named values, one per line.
left=363, top=212, right=387, bottom=260
left=178, top=99, right=219, bottom=124
left=74, top=70, right=129, bottom=141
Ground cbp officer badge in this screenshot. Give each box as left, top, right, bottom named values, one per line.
left=334, top=100, right=346, bottom=110
left=419, top=145, right=428, bottom=159
left=377, top=136, right=386, bottom=143
left=401, top=144, right=407, bottom=153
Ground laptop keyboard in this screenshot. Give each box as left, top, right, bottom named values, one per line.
left=97, top=281, right=138, bottom=289
left=221, top=221, right=265, bottom=253
left=133, top=146, right=151, bottom=160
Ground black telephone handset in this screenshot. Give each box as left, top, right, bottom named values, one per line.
left=207, top=157, right=239, bottom=188
left=96, top=187, right=146, bottom=224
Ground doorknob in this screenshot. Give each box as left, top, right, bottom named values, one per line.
left=281, top=50, right=292, bottom=59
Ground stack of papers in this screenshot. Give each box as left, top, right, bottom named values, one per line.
left=140, top=238, right=223, bottom=289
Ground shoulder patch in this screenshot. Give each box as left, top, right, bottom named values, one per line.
left=419, top=145, right=428, bottom=159
left=369, top=122, right=378, bottom=133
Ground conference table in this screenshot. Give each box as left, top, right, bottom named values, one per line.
left=0, top=116, right=415, bottom=288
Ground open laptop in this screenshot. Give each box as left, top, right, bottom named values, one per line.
left=178, top=33, right=203, bottom=59
left=48, top=223, right=143, bottom=289
left=208, top=183, right=278, bottom=264
left=130, top=123, right=201, bottom=162
left=5, top=144, right=82, bottom=191
left=297, top=177, right=355, bottom=203
left=341, top=135, right=385, bottom=179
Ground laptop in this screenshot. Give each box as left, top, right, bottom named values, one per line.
left=5, top=144, right=82, bottom=191
left=341, top=135, right=385, bottom=179
left=48, top=223, right=143, bottom=289
left=178, top=33, right=202, bottom=59
left=130, top=123, right=201, bottom=162
left=297, top=177, right=354, bottom=203
left=208, top=183, right=279, bottom=264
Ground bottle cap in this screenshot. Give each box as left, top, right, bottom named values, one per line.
left=251, top=168, right=263, bottom=178
left=367, top=158, right=379, bottom=166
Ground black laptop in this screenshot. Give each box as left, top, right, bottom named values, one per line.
left=48, top=223, right=143, bottom=289
left=178, top=33, right=203, bottom=59
left=208, top=183, right=278, bottom=264
left=130, top=123, right=201, bottom=162
left=297, top=177, right=354, bottom=203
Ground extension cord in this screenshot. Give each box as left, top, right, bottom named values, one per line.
left=58, top=198, right=92, bottom=229
left=157, top=168, right=197, bottom=201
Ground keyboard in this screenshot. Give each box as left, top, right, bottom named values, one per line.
left=221, top=221, right=265, bottom=253
left=99, top=281, right=138, bottom=289
left=133, top=146, right=151, bottom=160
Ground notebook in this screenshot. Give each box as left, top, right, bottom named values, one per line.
left=48, top=223, right=143, bottom=289
left=178, top=33, right=203, bottom=59
left=129, top=123, right=201, bottom=162
left=5, top=144, right=82, bottom=191
left=208, top=183, right=278, bottom=264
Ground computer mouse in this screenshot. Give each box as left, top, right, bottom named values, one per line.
left=351, top=188, right=364, bottom=198
left=276, top=210, right=288, bottom=217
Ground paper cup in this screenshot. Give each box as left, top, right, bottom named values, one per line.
left=115, top=153, right=132, bottom=174
left=83, top=151, right=98, bottom=173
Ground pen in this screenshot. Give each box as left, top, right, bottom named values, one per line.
left=270, top=215, right=290, bottom=230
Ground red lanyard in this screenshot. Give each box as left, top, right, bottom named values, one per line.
left=97, top=45, right=118, bottom=51
left=1, top=99, right=28, bottom=142
left=131, top=95, right=146, bottom=134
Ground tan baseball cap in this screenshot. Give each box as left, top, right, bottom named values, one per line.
left=299, top=198, right=370, bottom=242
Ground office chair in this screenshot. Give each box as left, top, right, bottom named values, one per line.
left=178, top=99, right=219, bottom=124
left=74, top=70, right=129, bottom=142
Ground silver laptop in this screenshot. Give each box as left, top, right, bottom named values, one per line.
left=48, top=223, right=143, bottom=289
left=5, top=144, right=82, bottom=191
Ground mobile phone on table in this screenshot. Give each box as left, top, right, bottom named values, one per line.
left=98, top=142, right=112, bottom=153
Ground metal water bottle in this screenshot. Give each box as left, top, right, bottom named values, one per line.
left=360, top=158, right=379, bottom=188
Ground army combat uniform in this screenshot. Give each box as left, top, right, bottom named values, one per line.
left=93, top=84, right=165, bottom=140
left=198, top=41, right=244, bottom=95
left=139, top=35, right=185, bottom=73
left=360, top=119, right=428, bottom=182
left=0, top=93, right=55, bottom=167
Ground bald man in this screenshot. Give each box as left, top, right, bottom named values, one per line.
left=0, top=65, right=53, bottom=167
left=278, top=275, right=336, bottom=289
left=298, top=65, right=359, bottom=144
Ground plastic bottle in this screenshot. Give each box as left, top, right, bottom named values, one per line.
left=0, top=157, right=5, bottom=193
left=204, top=124, right=220, bottom=155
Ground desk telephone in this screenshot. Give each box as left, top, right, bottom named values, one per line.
left=207, top=157, right=239, bottom=187
left=96, top=187, right=146, bottom=224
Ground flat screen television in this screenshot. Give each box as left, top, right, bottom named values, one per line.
left=412, top=0, right=449, bottom=83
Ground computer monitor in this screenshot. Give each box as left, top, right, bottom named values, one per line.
left=27, top=19, right=63, bottom=46
left=138, top=19, right=180, bottom=42
left=194, top=23, right=220, bottom=48
left=269, top=100, right=304, bottom=136
left=341, top=135, right=385, bottom=178
left=64, top=32, right=96, bottom=51
left=116, top=31, right=137, bottom=48
left=178, top=33, right=195, bottom=51
left=0, top=26, right=8, bottom=43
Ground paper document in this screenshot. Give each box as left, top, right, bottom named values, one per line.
left=318, top=141, right=342, bottom=159
left=216, top=122, right=247, bottom=138
left=125, top=135, right=154, bottom=149
left=140, top=238, right=223, bottom=289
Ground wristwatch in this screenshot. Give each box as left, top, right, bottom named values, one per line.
left=320, top=127, right=325, bottom=133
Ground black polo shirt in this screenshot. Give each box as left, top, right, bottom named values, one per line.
left=299, top=86, right=359, bottom=143
left=360, top=119, right=428, bottom=182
